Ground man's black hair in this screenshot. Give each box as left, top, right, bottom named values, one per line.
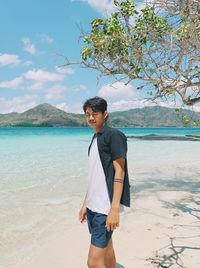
left=83, top=96, right=109, bottom=120
left=83, top=96, right=107, bottom=112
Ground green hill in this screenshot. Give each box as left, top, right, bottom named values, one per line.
left=0, top=103, right=199, bottom=127
left=0, top=103, right=86, bottom=127
left=109, top=106, right=200, bottom=127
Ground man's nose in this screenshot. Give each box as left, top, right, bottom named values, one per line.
left=89, top=114, right=95, bottom=119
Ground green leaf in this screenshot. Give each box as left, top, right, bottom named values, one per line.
left=81, top=47, right=92, bottom=60
left=114, top=0, right=119, bottom=6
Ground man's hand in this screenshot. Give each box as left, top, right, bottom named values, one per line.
left=105, top=207, right=120, bottom=232
left=79, top=205, right=87, bottom=223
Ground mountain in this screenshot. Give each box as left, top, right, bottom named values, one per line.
left=109, top=106, right=200, bottom=127
left=0, top=103, right=86, bottom=127
left=0, top=103, right=199, bottom=127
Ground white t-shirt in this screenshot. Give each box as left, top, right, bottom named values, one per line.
left=86, top=136, right=124, bottom=215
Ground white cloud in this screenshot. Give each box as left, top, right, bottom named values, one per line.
left=68, top=84, right=88, bottom=93
left=137, top=0, right=146, bottom=10
left=0, top=67, right=73, bottom=92
left=80, top=0, right=147, bottom=16
left=44, top=83, right=87, bottom=101
left=74, top=84, right=87, bottom=92
left=0, top=95, right=38, bottom=114
left=56, top=102, right=69, bottom=112
left=56, top=66, right=75, bottom=75
left=56, top=101, right=86, bottom=113
left=24, top=69, right=64, bottom=83
left=107, top=99, right=153, bottom=112
left=23, top=69, right=65, bottom=92
left=0, top=53, right=21, bottom=66
left=106, top=97, right=197, bottom=112
left=0, top=77, right=24, bottom=89
left=27, top=82, right=44, bottom=91
left=129, top=0, right=147, bottom=26
left=23, top=67, right=77, bottom=92
left=192, top=105, right=200, bottom=112
left=80, top=0, right=115, bottom=15
left=149, top=99, right=200, bottom=114
left=39, top=34, right=54, bottom=44
left=98, top=82, right=136, bottom=100
left=70, top=102, right=85, bottom=113
left=44, top=85, right=67, bottom=100
left=22, top=37, right=37, bottom=55
left=23, top=60, right=32, bottom=67
left=0, top=53, right=32, bottom=67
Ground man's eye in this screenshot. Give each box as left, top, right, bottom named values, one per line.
left=86, top=113, right=98, bottom=117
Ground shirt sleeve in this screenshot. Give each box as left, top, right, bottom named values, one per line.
left=110, top=130, right=127, bottom=160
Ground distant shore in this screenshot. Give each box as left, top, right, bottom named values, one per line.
left=128, top=134, right=200, bottom=141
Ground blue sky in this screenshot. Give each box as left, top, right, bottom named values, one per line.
left=0, top=0, right=198, bottom=114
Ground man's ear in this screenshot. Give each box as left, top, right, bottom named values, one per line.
left=104, top=112, right=108, bottom=118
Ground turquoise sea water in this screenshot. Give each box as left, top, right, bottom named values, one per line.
left=1, top=126, right=200, bottom=138
left=0, top=127, right=200, bottom=267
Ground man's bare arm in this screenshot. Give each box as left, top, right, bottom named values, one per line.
left=111, top=157, right=125, bottom=210
left=105, top=157, right=125, bottom=231
left=79, top=193, right=87, bottom=223
left=82, top=192, right=87, bottom=207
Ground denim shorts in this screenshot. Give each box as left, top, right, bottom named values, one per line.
left=86, top=207, right=113, bottom=248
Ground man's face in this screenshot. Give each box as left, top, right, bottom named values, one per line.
left=85, top=107, right=108, bottom=131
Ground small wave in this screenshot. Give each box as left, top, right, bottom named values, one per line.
left=44, top=197, right=70, bottom=206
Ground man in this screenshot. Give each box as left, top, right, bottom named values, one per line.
left=79, top=96, right=130, bottom=268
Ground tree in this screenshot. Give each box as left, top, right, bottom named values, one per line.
left=80, top=0, right=200, bottom=106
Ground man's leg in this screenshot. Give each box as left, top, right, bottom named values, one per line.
left=87, top=244, right=107, bottom=268
left=104, top=238, right=116, bottom=268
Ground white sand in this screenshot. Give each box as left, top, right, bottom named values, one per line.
left=8, top=190, right=200, bottom=268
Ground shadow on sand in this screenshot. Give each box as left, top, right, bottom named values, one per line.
left=131, top=171, right=200, bottom=197
left=131, top=169, right=200, bottom=267
left=154, top=195, right=200, bottom=266
left=147, top=235, right=200, bottom=268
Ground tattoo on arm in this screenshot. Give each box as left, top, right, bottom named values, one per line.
left=114, top=178, right=124, bottom=184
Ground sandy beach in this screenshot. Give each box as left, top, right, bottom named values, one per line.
left=7, top=189, right=199, bottom=268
